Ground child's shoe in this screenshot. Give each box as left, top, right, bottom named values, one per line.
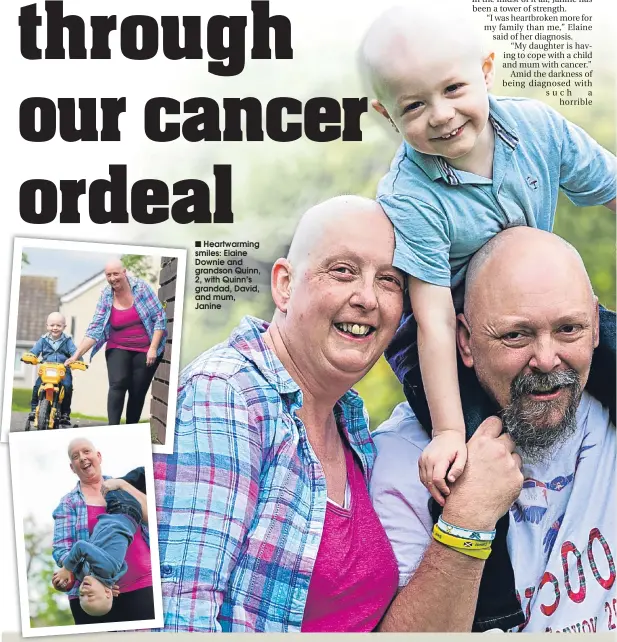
left=59, top=413, right=72, bottom=427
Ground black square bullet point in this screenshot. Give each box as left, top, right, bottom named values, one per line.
left=195, top=241, right=201, bottom=247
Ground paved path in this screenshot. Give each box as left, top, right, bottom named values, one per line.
left=10, top=411, right=105, bottom=433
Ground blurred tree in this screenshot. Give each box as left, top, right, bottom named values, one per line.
left=121, top=255, right=157, bottom=284
left=22, top=252, right=29, bottom=265
left=24, top=515, right=73, bottom=628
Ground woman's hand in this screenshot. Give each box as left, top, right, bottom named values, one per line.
left=64, top=353, right=79, bottom=366
left=146, top=346, right=157, bottom=367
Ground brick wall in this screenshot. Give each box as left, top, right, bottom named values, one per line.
left=150, top=257, right=178, bottom=445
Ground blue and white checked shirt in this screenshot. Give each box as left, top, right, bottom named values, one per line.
left=86, top=276, right=167, bottom=360
left=153, top=316, right=377, bottom=632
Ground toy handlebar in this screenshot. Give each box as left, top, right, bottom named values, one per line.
left=20, top=353, right=88, bottom=370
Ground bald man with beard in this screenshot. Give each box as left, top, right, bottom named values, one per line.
left=371, top=227, right=616, bottom=632
left=154, top=196, right=523, bottom=633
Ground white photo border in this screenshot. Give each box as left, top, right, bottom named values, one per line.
left=1, top=236, right=187, bottom=454
left=9, top=423, right=163, bottom=637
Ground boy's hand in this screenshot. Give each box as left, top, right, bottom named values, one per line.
left=419, top=430, right=467, bottom=506
left=111, top=584, right=120, bottom=598
left=101, top=478, right=125, bottom=496
left=52, top=568, right=75, bottom=592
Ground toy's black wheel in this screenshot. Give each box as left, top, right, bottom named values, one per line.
left=37, top=399, right=51, bottom=431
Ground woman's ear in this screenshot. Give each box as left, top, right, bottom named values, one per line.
left=270, top=259, right=293, bottom=314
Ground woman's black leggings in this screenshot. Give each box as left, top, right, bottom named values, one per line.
left=69, top=585, right=155, bottom=624
left=105, top=349, right=162, bottom=425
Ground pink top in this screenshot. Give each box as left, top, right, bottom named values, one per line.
left=107, top=305, right=150, bottom=352
left=86, top=505, right=152, bottom=593
left=301, top=445, right=399, bottom=632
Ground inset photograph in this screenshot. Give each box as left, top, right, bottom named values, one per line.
left=3, top=238, right=186, bottom=452
left=10, top=424, right=163, bottom=636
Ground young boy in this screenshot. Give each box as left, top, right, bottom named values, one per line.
left=29, top=312, right=80, bottom=426
left=52, top=467, right=147, bottom=618
left=360, top=3, right=616, bottom=502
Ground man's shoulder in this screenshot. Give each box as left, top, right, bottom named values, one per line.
left=579, top=390, right=613, bottom=429
left=372, top=402, right=431, bottom=453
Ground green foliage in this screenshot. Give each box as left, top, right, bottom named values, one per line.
left=121, top=255, right=157, bottom=284
left=24, top=514, right=73, bottom=628
left=12, top=387, right=32, bottom=411
left=22, top=252, right=29, bottom=265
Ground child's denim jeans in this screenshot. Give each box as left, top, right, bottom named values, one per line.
left=385, top=304, right=616, bottom=631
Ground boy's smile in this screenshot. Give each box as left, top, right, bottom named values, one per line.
left=364, top=9, right=497, bottom=177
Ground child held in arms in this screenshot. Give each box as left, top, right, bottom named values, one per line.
left=28, top=312, right=81, bottom=426
left=359, top=1, right=616, bottom=502
left=52, top=468, right=148, bottom=617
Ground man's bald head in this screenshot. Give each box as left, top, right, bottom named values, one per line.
left=464, top=227, right=594, bottom=325
left=459, top=227, right=599, bottom=463
left=359, top=2, right=488, bottom=101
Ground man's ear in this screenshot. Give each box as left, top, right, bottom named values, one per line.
left=457, top=313, right=474, bottom=368
left=593, top=296, right=600, bottom=349
left=482, top=51, right=496, bottom=91
left=271, top=259, right=293, bottom=314
left=371, top=100, right=399, bottom=132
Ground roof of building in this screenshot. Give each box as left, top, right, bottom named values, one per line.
left=61, top=270, right=107, bottom=304
left=17, top=276, right=60, bottom=342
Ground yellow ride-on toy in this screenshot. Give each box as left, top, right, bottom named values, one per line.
left=21, top=353, right=88, bottom=431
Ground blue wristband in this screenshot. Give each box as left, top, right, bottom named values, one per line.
left=438, top=516, right=496, bottom=542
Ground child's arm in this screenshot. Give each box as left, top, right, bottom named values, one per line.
left=410, top=277, right=467, bottom=504
left=29, top=337, right=44, bottom=357
left=605, top=198, right=616, bottom=212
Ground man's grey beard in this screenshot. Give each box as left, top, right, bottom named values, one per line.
left=501, top=369, right=581, bottom=464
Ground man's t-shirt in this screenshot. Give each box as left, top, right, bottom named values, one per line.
left=370, top=392, right=616, bottom=632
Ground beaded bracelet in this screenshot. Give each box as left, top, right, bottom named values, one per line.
left=438, top=516, right=496, bottom=542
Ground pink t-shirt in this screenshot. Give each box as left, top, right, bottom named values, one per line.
left=107, top=305, right=150, bottom=352
left=301, top=445, right=399, bottom=632
left=86, top=505, right=152, bottom=592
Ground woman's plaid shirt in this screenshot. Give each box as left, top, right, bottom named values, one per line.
left=86, top=275, right=167, bottom=360
left=153, top=316, right=377, bottom=632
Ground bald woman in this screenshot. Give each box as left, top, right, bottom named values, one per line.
left=67, top=260, right=167, bottom=425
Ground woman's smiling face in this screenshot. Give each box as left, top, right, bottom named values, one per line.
left=68, top=439, right=102, bottom=482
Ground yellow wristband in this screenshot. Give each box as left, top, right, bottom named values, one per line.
left=433, top=525, right=492, bottom=550
left=447, top=545, right=492, bottom=560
